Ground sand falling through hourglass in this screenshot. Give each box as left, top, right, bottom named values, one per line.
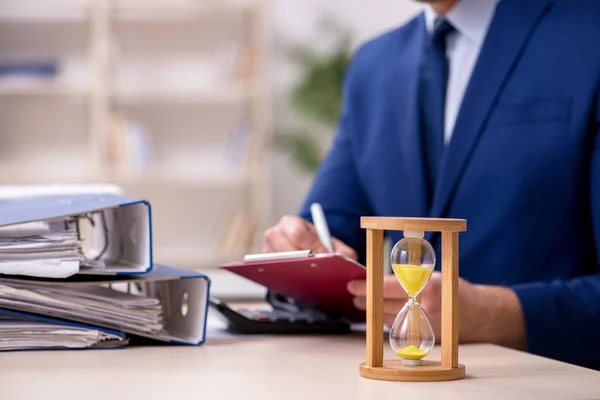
left=389, top=231, right=435, bottom=366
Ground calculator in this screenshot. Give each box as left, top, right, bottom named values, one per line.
left=209, top=294, right=352, bottom=335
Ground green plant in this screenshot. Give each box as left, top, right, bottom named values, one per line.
left=273, top=127, right=325, bottom=174
left=274, top=18, right=353, bottom=175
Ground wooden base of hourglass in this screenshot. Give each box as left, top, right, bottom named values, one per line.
left=359, top=360, right=466, bottom=382
left=358, top=217, right=467, bottom=382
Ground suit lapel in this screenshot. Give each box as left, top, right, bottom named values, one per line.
left=429, top=0, right=553, bottom=219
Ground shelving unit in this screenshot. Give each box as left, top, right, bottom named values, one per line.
left=0, top=0, right=273, bottom=288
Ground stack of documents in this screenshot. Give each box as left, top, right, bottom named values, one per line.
left=0, top=193, right=153, bottom=278
left=0, top=193, right=211, bottom=351
left=0, top=310, right=127, bottom=351
left=0, top=219, right=105, bottom=279
left=0, top=263, right=210, bottom=348
left=0, top=282, right=164, bottom=335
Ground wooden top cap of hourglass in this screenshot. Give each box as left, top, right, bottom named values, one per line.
left=361, top=217, right=466, bottom=232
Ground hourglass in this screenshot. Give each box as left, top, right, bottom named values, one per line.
left=358, top=217, right=467, bottom=382
left=389, top=231, right=435, bottom=366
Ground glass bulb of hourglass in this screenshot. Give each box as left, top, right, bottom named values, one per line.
left=389, top=231, right=436, bottom=365
left=389, top=299, right=435, bottom=364
left=390, top=232, right=436, bottom=297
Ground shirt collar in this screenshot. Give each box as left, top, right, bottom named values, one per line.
left=424, top=0, right=500, bottom=46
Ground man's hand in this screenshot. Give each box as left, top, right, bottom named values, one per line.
left=263, top=215, right=358, bottom=261
left=347, top=272, right=527, bottom=350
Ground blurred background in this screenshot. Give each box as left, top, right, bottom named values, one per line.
left=0, top=0, right=421, bottom=299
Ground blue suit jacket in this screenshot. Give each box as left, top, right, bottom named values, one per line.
left=299, top=0, right=600, bottom=369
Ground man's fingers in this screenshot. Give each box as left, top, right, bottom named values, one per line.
left=383, top=300, right=406, bottom=316
left=383, top=277, right=408, bottom=299
left=347, top=276, right=407, bottom=300
left=280, top=216, right=328, bottom=253
left=333, top=238, right=358, bottom=260
left=347, top=280, right=366, bottom=296
left=264, top=215, right=323, bottom=253
left=264, top=225, right=300, bottom=252
left=263, top=215, right=359, bottom=257
left=352, top=297, right=405, bottom=315
left=352, top=296, right=368, bottom=311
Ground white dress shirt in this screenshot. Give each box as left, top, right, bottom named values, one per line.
left=423, top=0, right=500, bottom=145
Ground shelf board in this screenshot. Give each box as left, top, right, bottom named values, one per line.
left=0, top=81, right=255, bottom=102
left=0, top=169, right=94, bottom=185
left=108, top=168, right=250, bottom=187
left=0, top=0, right=265, bottom=23
left=0, top=8, right=88, bottom=23
left=0, top=183, right=123, bottom=199
left=114, top=0, right=263, bottom=21
left=112, top=84, right=252, bottom=105
left=0, top=79, right=87, bottom=97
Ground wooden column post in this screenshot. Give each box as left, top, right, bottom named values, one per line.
left=366, top=228, right=384, bottom=367
left=441, top=231, right=459, bottom=369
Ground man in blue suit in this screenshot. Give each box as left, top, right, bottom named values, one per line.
left=263, top=0, right=600, bottom=369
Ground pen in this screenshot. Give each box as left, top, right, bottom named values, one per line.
left=310, top=202, right=334, bottom=253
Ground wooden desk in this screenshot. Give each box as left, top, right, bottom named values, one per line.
left=1, top=316, right=599, bottom=400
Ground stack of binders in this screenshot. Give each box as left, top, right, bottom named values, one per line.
left=0, top=193, right=210, bottom=351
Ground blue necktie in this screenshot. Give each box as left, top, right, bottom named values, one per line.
left=419, top=18, right=455, bottom=203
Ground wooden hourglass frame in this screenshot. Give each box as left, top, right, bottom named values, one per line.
left=359, top=217, right=467, bottom=382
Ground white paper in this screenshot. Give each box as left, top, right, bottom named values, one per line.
left=0, top=260, right=79, bottom=278
left=0, top=222, right=51, bottom=238
left=0, top=238, right=82, bottom=252
left=0, top=319, right=125, bottom=350
left=0, top=218, right=105, bottom=277
left=0, top=282, right=164, bottom=334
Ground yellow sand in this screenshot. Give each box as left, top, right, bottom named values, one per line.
left=395, top=345, right=429, bottom=360
left=392, top=264, right=433, bottom=296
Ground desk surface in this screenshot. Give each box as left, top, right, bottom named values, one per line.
left=1, top=315, right=600, bottom=400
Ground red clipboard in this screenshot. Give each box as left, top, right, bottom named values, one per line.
left=220, top=250, right=367, bottom=322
